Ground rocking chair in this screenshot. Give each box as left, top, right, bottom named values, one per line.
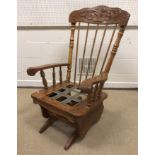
left=27, top=5, right=130, bottom=150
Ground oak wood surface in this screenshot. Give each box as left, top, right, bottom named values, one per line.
left=27, top=63, right=69, bottom=76
left=27, top=5, right=130, bottom=150
left=69, top=5, right=130, bottom=26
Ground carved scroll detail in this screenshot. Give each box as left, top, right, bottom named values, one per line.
left=69, top=5, right=130, bottom=26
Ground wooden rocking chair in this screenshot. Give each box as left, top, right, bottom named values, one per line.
left=27, top=5, right=130, bottom=150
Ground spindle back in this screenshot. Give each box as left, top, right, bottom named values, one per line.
left=67, top=5, right=130, bottom=84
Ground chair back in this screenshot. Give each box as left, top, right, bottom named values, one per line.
left=66, top=5, right=130, bottom=84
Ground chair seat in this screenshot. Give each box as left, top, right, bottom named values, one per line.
left=31, top=81, right=107, bottom=119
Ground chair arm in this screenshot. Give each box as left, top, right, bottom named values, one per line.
left=79, top=72, right=108, bottom=93
left=27, top=63, right=69, bottom=76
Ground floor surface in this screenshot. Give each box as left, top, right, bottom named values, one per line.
left=17, top=88, right=138, bottom=155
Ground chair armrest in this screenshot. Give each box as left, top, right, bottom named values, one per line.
left=27, top=63, right=69, bottom=76
left=79, top=72, right=108, bottom=93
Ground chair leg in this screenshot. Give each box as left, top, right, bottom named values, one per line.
left=39, top=118, right=56, bottom=133
left=64, top=131, right=78, bottom=150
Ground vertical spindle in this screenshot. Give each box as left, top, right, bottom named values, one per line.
left=52, top=67, right=56, bottom=86
left=67, top=23, right=75, bottom=82
left=104, top=25, right=125, bottom=74
left=74, top=22, right=80, bottom=84
left=85, top=24, right=99, bottom=79
left=40, top=70, right=48, bottom=89
left=93, top=83, right=99, bottom=101
left=59, top=66, right=62, bottom=84
left=92, top=25, right=107, bottom=77
left=100, top=24, right=117, bottom=74
left=79, top=23, right=90, bottom=85
left=97, top=82, right=104, bottom=98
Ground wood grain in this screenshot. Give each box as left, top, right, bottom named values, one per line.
left=69, top=5, right=130, bottom=26
left=27, top=5, right=130, bottom=150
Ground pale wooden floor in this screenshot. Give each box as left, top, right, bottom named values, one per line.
left=17, top=88, right=138, bottom=155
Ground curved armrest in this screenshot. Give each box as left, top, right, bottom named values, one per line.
left=27, top=63, right=69, bottom=76
left=79, top=72, right=108, bottom=93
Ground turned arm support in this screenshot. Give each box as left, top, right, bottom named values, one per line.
left=79, top=72, right=108, bottom=107
left=79, top=72, right=108, bottom=93
left=27, top=63, right=69, bottom=76
left=27, top=63, right=69, bottom=89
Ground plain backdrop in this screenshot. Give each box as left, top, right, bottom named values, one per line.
left=0, top=1, right=155, bottom=155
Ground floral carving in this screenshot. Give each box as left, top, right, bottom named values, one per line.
left=69, top=5, right=130, bottom=26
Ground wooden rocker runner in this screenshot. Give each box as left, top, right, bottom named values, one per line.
left=27, top=5, right=130, bottom=150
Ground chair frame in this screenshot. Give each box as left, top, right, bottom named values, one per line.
left=27, top=5, right=130, bottom=150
